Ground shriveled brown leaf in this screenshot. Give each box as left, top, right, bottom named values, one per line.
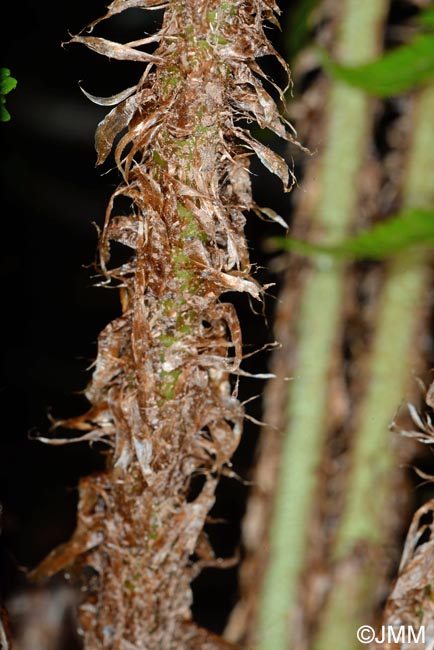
left=69, top=36, right=164, bottom=64
left=94, top=90, right=154, bottom=164
left=85, top=0, right=169, bottom=33
left=79, top=83, right=138, bottom=107
left=381, top=500, right=434, bottom=649
left=237, top=129, right=294, bottom=191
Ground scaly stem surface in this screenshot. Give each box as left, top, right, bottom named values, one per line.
left=31, top=2, right=294, bottom=649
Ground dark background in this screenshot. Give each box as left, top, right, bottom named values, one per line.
left=0, top=1, right=292, bottom=637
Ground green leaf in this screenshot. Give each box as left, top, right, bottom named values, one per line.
left=0, top=68, right=17, bottom=122
left=321, top=32, right=434, bottom=97
left=0, top=98, right=11, bottom=122
left=284, top=0, right=321, bottom=61
left=0, top=68, right=17, bottom=96
left=418, top=7, right=434, bottom=29
left=272, top=209, right=434, bottom=260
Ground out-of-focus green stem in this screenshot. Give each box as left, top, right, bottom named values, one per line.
left=314, top=84, right=434, bottom=650
left=255, top=2, right=387, bottom=649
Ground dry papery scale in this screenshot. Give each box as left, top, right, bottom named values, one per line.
left=31, top=1, right=296, bottom=649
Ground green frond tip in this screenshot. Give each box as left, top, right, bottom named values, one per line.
left=271, top=208, right=434, bottom=260
left=320, top=31, right=434, bottom=97
left=1, top=68, right=17, bottom=122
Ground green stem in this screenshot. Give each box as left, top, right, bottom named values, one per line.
left=255, top=2, right=388, bottom=649
left=314, top=84, right=434, bottom=650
